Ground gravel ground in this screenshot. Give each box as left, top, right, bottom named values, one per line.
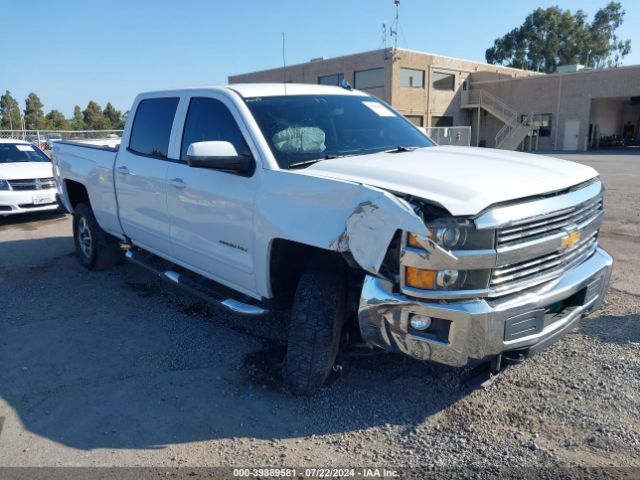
left=0, top=153, right=638, bottom=471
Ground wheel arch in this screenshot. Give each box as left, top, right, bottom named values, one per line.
left=64, top=179, right=90, bottom=211
left=268, top=238, right=355, bottom=308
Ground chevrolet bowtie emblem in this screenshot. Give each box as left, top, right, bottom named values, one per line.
left=561, top=229, right=581, bottom=249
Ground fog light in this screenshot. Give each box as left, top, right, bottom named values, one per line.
left=410, top=315, right=432, bottom=331
left=436, top=269, right=459, bottom=288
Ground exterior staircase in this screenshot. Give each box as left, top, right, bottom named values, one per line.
left=462, top=89, right=538, bottom=150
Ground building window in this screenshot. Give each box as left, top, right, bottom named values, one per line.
left=354, top=68, right=384, bottom=89
left=431, top=116, right=454, bottom=127
left=522, top=113, right=552, bottom=137
left=400, top=68, right=424, bottom=88
left=405, top=115, right=424, bottom=126
left=318, top=73, right=344, bottom=86
left=432, top=72, right=455, bottom=91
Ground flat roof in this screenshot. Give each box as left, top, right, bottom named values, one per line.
left=471, top=63, right=640, bottom=85
left=229, top=47, right=533, bottom=78
left=394, top=48, right=537, bottom=74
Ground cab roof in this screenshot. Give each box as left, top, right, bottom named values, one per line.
left=227, top=83, right=368, bottom=98
left=138, top=83, right=369, bottom=99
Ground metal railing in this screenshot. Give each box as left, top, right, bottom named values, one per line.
left=0, top=130, right=123, bottom=150
left=473, top=90, right=519, bottom=127
left=496, top=112, right=538, bottom=150
left=495, top=123, right=512, bottom=148
left=424, top=126, right=471, bottom=146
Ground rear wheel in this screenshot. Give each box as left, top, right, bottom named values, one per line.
left=283, top=270, right=348, bottom=396
left=72, top=202, right=121, bottom=270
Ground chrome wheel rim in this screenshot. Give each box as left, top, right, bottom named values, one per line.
left=78, top=217, right=93, bottom=258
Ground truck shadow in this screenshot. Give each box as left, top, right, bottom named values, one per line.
left=577, top=312, right=640, bottom=344
left=0, top=249, right=488, bottom=451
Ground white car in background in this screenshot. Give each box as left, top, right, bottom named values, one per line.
left=0, top=139, right=58, bottom=216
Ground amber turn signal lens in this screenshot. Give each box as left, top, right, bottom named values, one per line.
left=405, top=267, right=436, bottom=289
left=407, top=233, right=424, bottom=248
left=407, top=232, right=431, bottom=248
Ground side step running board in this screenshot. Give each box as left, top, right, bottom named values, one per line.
left=124, top=249, right=267, bottom=316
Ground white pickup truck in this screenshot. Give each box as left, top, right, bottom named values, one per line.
left=53, top=83, right=613, bottom=395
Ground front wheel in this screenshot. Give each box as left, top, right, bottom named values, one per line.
left=72, top=202, right=121, bottom=270
left=283, top=270, right=348, bottom=396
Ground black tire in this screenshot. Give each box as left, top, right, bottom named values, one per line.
left=283, top=270, right=347, bottom=396
left=72, top=202, right=121, bottom=270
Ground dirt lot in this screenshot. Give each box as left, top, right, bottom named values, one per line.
left=0, top=153, right=638, bottom=470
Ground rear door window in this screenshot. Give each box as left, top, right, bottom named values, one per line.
left=128, top=97, right=179, bottom=158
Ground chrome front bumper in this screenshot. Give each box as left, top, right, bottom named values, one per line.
left=358, top=247, right=613, bottom=367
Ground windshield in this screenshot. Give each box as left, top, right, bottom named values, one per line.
left=244, top=94, right=434, bottom=168
left=0, top=143, right=50, bottom=163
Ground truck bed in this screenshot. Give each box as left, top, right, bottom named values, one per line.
left=52, top=140, right=123, bottom=238
left=57, top=138, right=121, bottom=150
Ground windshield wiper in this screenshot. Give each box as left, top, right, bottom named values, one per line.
left=385, top=146, right=419, bottom=153
left=288, top=154, right=345, bottom=169
left=288, top=158, right=322, bottom=169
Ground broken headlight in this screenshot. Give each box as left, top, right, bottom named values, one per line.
left=408, top=218, right=495, bottom=251
left=404, top=218, right=494, bottom=292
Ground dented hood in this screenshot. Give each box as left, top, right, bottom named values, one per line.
left=303, top=146, right=598, bottom=216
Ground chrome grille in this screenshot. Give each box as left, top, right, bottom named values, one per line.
left=498, top=196, right=603, bottom=247
left=491, top=232, right=598, bottom=297
left=7, top=177, right=56, bottom=191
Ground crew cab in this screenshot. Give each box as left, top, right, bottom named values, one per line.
left=0, top=139, right=58, bottom=215
left=53, top=84, right=613, bottom=395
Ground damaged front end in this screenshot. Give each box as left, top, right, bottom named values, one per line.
left=356, top=184, right=613, bottom=367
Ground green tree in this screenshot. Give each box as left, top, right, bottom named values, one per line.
left=589, top=2, right=632, bottom=67
left=103, top=102, right=124, bottom=129
left=70, top=105, right=84, bottom=130
left=486, top=2, right=631, bottom=72
left=83, top=101, right=110, bottom=130
left=23, top=92, right=48, bottom=130
left=46, top=109, right=69, bottom=130
left=0, top=90, right=22, bottom=130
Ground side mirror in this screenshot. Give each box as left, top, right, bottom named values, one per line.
left=186, top=141, right=253, bottom=174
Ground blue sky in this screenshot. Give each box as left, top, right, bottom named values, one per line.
left=3, top=0, right=639, bottom=117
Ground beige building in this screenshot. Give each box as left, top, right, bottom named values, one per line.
left=230, top=48, right=640, bottom=151
left=469, top=65, right=640, bottom=150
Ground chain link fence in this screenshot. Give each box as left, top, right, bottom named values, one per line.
left=0, top=130, right=123, bottom=152
left=2, top=127, right=471, bottom=153
left=424, top=126, right=471, bottom=146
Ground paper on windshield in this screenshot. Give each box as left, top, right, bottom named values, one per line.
left=362, top=101, right=395, bottom=117
left=16, top=145, right=35, bottom=151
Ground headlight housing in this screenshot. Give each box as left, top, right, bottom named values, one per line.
left=0, top=179, right=11, bottom=191
left=408, top=218, right=494, bottom=250
left=404, top=218, right=494, bottom=293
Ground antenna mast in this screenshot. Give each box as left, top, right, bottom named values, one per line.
left=390, top=0, right=400, bottom=52
left=381, top=23, right=387, bottom=49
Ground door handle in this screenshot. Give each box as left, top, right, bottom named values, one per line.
left=169, top=178, right=187, bottom=189
left=117, top=165, right=130, bottom=175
